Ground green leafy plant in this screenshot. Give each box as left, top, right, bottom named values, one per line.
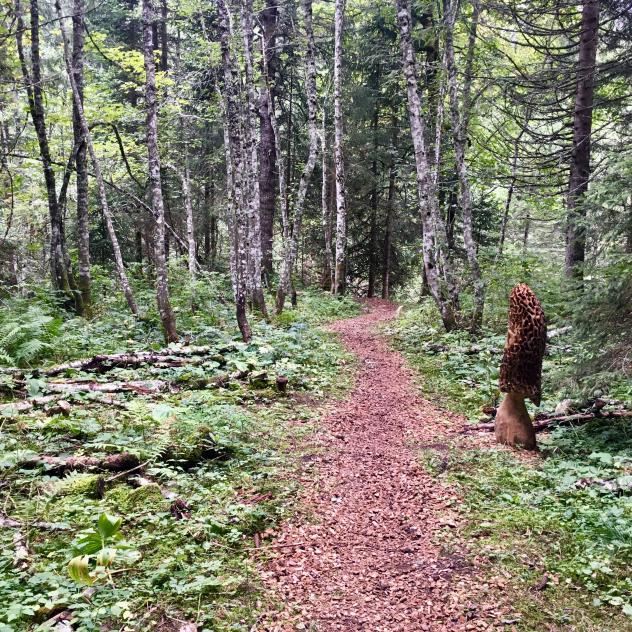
left=67, top=513, right=127, bottom=585
left=0, top=301, right=58, bottom=367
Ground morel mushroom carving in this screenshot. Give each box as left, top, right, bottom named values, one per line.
left=495, top=283, right=547, bottom=450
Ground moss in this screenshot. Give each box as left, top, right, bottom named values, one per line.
left=49, top=473, right=102, bottom=498
left=106, top=483, right=167, bottom=513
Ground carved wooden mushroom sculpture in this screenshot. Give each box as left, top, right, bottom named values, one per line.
left=495, top=283, right=547, bottom=450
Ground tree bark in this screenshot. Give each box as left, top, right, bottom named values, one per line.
left=497, top=130, right=524, bottom=259
left=218, top=0, right=251, bottom=342
left=177, top=153, right=197, bottom=280
left=321, top=108, right=334, bottom=290
left=15, top=0, right=79, bottom=312
left=72, top=0, right=91, bottom=315
left=333, top=0, right=348, bottom=296
left=160, top=0, right=168, bottom=71
left=55, top=0, right=139, bottom=316
left=142, top=0, right=178, bottom=342
left=396, top=0, right=458, bottom=330
left=240, top=0, right=268, bottom=318
left=258, top=0, right=278, bottom=279
left=382, top=120, right=397, bottom=300
left=444, top=0, right=484, bottom=330
left=565, top=0, right=600, bottom=278
left=367, top=100, right=379, bottom=298
left=275, top=0, right=319, bottom=314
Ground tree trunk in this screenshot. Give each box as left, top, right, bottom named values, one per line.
left=367, top=102, right=379, bottom=298
left=382, top=121, right=397, bottom=300
left=55, top=0, right=139, bottom=316
left=181, top=156, right=197, bottom=280
left=333, top=0, right=348, bottom=296
left=396, top=0, right=458, bottom=331
left=240, top=0, right=268, bottom=318
left=71, top=0, right=91, bottom=315
left=142, top=0, right=178, bottom=342
left=15, top=0, right=79, bottom=312
left=565, top=0, right=600, bottom=278
left=261, top=18, right=288, bottom=269
left=444, top=0, right=484, bottom=330
left=497, top=131, right=524, bottom=259
left=218, top=0, right=251, bottom=342
left=321, top=108, right=334, bottom=291
left=159, top=0, right=168, bottom=71
left=258, top=0, right=278, bottom=280
left=626, top=204, right=632, bottom=254
left=275, top=0, right=319, bottom=314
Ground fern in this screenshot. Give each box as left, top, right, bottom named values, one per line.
left=0, top=303, right=56, bottom=367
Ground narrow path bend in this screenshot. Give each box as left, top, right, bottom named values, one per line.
left=262, top=300, right=499, bottom=631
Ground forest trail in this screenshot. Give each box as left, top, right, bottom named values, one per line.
left=261, top=300, right=498, bottom=631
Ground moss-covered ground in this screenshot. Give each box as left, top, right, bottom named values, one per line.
left=385, top=299, right=632, bottom=630
left=0, top=272, right=359, bottom=631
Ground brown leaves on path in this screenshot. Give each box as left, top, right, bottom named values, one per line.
left=259, top=300, right=506, bottom=631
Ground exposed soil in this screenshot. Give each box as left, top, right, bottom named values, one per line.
left=260, top=300, right=505, bottom=631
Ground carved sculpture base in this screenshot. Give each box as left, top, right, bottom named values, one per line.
left=494, top=392, right=537, bottom=451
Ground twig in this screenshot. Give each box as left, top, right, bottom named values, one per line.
left=106, top=460, right=151, bottom=483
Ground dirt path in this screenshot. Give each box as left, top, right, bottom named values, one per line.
left=261, top=300, right=502, bottom=631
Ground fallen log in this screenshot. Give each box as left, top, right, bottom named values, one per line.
left=0, top=514, right=71, bottom=531
left=12, top=530, right=29, bottom=571
left=46, top=379, right=167, bottom=395
left=0, top=397, right=56, bottom=417
left=547, top=325, right=572, bottom=340
left=464, top=410, right=632, bottom=434
left=40, top=345, right=221, bottom=377
left=19, top=452, right=140, bottom=476
left=0, top=392, right=130, bottom=419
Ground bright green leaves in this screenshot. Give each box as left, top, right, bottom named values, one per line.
left=97, top=513, right=123, bottom=542
left=67, top=555, right=94, bottom=585
left=68, top=513, right=127, bottom=586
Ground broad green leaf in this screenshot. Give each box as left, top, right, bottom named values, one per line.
left=96, top=547, right=117, bottom=568
left=97, top=513, right=122, bottom=540
left=68, top=555, right=94, bottom=585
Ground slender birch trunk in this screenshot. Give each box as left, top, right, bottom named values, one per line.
left=220, top=104, right=238, bottom=296
left=141, top=0, right=178, bottom=342
left=240, top=0, right=268, bottom=318
left=444, top=0, right=484, bottom=330
left=275, top=0, right=319, bottom=314
left=181, top=156, right=197, bottom=280
left=261, top=29, right=288, bottom=259
left=71, top=0, right=91, bottom=314
left=218, top=0, right=251, bottom=341
left=321, top=108, right=334, bottom=290
left=15, top=0, right=79, bottom=312
left=333, top=0, right=347, bottom=296
left=55, top=0, right=139, bottom=316
left=396, top=0, right=458, bottom=331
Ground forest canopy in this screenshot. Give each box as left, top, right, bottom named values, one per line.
left=0, top=0, right=630, bottom=378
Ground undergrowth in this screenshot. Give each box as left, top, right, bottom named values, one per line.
left=386, top=272, right=632, bottom=629
left=0, top=264, right=360, bottom=369
left=0, top=272, right=359, bottom=631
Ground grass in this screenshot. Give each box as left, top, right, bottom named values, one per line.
left=385, top=297, right=632, bottom=630
left=0, top=271, right=359, bottom=631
